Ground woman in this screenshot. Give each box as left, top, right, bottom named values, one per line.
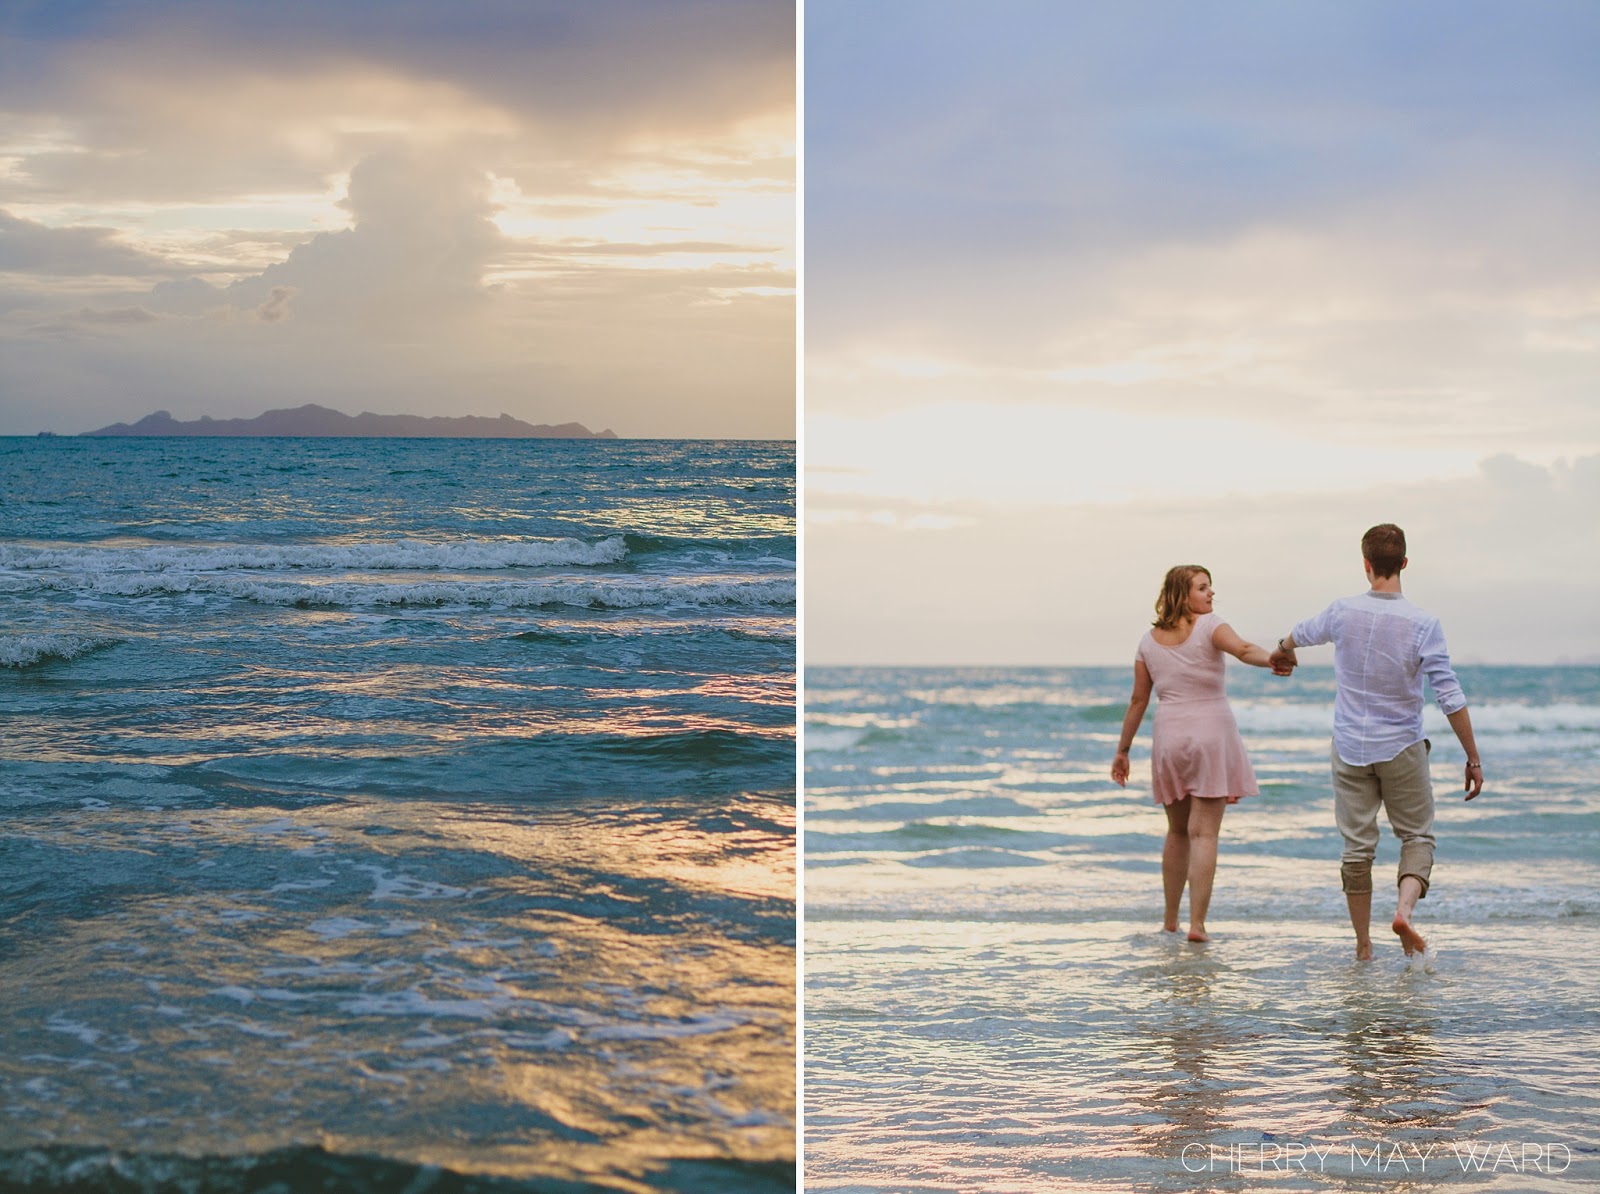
left=1110, top=565, right=1277, bottom=942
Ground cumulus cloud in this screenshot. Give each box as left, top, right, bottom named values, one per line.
left=145, top=150, right=506, bottom=330
left=0, top=1, right=794, bottom=437
left=254, top=286, right=294, bottom=323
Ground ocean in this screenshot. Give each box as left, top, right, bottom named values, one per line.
left=0, top=436, right=795, bottom=1192
left=805, top=664, right=1600, bottom=1192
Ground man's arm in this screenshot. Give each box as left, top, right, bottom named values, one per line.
left=1270, top=603, right=1336, bottom=674
left=1447, top=706, right=1484, bottom=800
left=1419, top=619, right=1480, bottom=798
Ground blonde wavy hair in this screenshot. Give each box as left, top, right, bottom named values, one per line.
left=1153, top=565, right=1211, bottom=630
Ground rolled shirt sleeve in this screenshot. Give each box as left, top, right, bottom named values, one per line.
left=1291, top=602, right=1337, bottom=649
left=1419, top=617, right=1467, bottom=715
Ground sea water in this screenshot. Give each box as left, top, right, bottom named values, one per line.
left=0, top=437, right=794, bottom=1192
left=805, top=665, right=1600, bottom=1192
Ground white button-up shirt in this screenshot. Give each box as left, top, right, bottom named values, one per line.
left=1291, top=590, right=1468, bottom=766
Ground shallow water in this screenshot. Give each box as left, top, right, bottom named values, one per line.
left=804, top=666, right=1600, bottom=1191
left=0, top=437, right=795, bottom=1192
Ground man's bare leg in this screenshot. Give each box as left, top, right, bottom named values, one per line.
left=1184, top=797, right=1227, bottom=942
left=1346, top=890, right=1373, bottom=961
left=1161, top=799, right=1189, bottom=932
left=1391, top=876, right=1427, bottom=955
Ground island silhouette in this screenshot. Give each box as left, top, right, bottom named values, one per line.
left=83, top=404, right=616, bottom=439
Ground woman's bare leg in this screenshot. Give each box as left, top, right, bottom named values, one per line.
left=1185, top=797, right=1228, bottom=941
left=1161, top=798, right=1190, bottom=932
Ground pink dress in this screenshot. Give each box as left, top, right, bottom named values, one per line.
left=1135, top=612, right=1258, bottom=806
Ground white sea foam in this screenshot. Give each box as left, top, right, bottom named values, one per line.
left=586, top=1011, right=750, bottom=1041
left=805, top=728, right=868, bottom=753
left=501, top=1029, right=574, bottom=1050
left=355, top=865, right=470, bottom=901
left=208, top=1015, right=294, bottom=1040
left=1232, top=700, right=1600, bottom=737
left=339, top=989, right=515, bottom=1019
left=19, top=572, right=796, bottom=610
left=267, top=879, right=334, bottom=893
left=45, top=1016, right=102, bottom=1045
left=251, top=988, right=316, bottom=1002
left=1445, top=702, right=1600, bottom=733
left=247, top=819, right=296, bottom=835
left=0, top=633, right=121, bottom=668
left=378, top=919, right=427, bottom=937
left=306, top=917, right=373, bottom=939
left=0, top=536, right=628, bottom=573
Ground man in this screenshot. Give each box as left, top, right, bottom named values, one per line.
left=1270, top=524, right=1483, bottom=960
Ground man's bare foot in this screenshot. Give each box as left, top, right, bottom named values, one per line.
left=1163, top=920, right=1180, bottom=933
left=1187, top=927, right=1209, bottom=943
left=1355, top=941, right=1373, bottom=961
left=1391, top=912, right=1427, bottom=956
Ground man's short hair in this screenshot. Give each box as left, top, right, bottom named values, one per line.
left=1362, top=523, right=1407, bottom=578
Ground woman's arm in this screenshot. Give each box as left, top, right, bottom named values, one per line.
left=1110, top=659, right=1154, bottom=787
left=1211, top=621, right=1274, bottom=669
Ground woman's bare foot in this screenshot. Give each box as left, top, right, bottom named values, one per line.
left=1187, top=927, right=1209, bottom=943
left=1354, top=941, right=1373, bottom=961
left=1163, top=919, right=1180, bottom=933
left=1391, top=912, right=1427, bottom=956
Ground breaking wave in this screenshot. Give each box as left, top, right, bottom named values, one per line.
left=0, top=537, right=627, bottom=573
left=576, top=727, right=793, bottom=767
left=0, top=633, right=122, bottom=669
left=622, top=532, right=792, bottom=560
left=16, top=574, right=796, bottom=610
left=1231, top=700, right=1600, bottom=737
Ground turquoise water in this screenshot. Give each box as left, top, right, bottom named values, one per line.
left=0, top=437, right=795, bottom=1191
left=805, top=665, right=1600, bottom=1192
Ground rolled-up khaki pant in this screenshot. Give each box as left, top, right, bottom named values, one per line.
left=1331, top=739, right=1436, bottom=897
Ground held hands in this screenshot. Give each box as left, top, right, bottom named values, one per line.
left=1111, top=751, right=1130, bottom=787
left=1464, top=760, right=1484, bottom=801
left=1269, top=645, right=1297, bottom=676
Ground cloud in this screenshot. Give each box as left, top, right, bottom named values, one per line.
left=254, top=286, right=293, bottom=323
left=141, top=149, right=508, bottom=330
left=20, top=304, right=163, bottom=343
left=512, top=240, right=784, bottom=259
left=1, top=1, right=794, bottom=206
left=60, top=306, right=159, bottom=325
left=804, top=0, right=1600, bottom=456
left=0, top=210, right=180, bottom=278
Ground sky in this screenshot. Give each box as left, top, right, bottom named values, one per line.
left=806, top=0, right=1600, bottom=665
left=0, top=0, right=795, bottom=438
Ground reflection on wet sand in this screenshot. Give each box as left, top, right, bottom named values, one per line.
left=1120, top=948, right=1270, bottom=1193
left=1331, top=971, right=1479, bottom=1141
